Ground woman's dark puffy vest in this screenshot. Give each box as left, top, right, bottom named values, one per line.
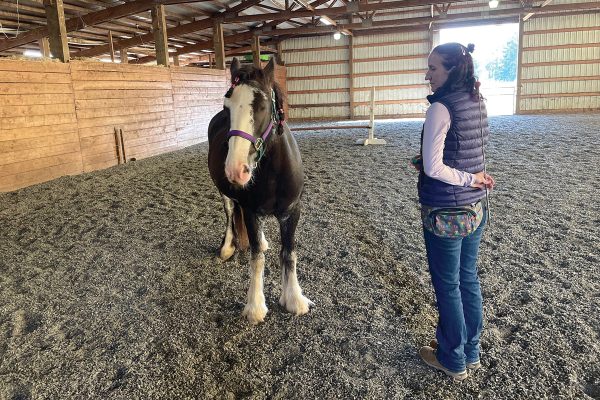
left=418, top=90, right=490, bottom=207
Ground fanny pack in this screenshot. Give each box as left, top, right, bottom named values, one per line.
left=421, top=201, right=483, bottom=238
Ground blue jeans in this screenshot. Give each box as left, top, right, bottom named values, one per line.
left=423, top=212, right=486, bottom=373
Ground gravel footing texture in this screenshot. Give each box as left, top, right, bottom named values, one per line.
left=1, top=114, right=599, bottom=400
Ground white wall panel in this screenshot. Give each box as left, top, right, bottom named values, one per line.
left=287, top=78, right=349, bottom=91
left=354, top=73, right=426, bottom=88
left=283, top=36, right=349, bottom=50
left=521, top=47, right=600, bottom=64
left=522, top=63, right=600, bottom=79
left=354, top=103, right=427, bottom=117
left=285, top=49, right=349, bottom=64
left=290, top=92, right=350, bottom=105
left=525, top=11, right=600, bottom=31
left=521, top=96, right=600, bottom=111
left=353, top=43, right=429, bottom=60
left=519, top=12, right=600, bottom=113
left=353, top=31, right=429, bottom=45
left=353, top=88, right=430, bottom=103
left=290, top=106, right=349, bottom=119
left=353, top=59, right=425, bottom=74
left=521, top=80, right=600, bottom=95
left=287, top=64, right=348, bottom=78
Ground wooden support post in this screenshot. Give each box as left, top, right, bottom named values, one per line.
left=251, top=35, right=261, bottom=68
left=43, top=0, right=70, bottom=62
left=39, top=37, right=50, bottom=57
left=276, top=41, right=285, bottom=65
left=349, top=34, right=355, bottom=120
left=213, top=20, right=225, bottom=70
left=120, top=48, right=128, bottom=64
left=173, top=54, right=180, bottom=66
left=108, top=30, right=115, bottom=62
left=515, top=14, right=525, bottom=115
left=152, top=4, right=170, bottom=66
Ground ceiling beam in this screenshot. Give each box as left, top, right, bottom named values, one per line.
left=74, top=0, right=261, bottom=57
left=0, top=0, right=220, bottom=52
left=254, top=1, right=600, bottom=36
left=221, top=0, right=478, bottom=24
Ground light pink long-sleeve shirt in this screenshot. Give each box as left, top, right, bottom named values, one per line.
left=422, top=102, right=475, bottom=187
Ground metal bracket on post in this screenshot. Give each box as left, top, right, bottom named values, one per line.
left=356, top=87, right=386, bottom=146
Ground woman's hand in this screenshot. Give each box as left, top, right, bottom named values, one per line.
left=410, top=154, right=423, bottom=171
left=471, top=171, right=495, bottom=190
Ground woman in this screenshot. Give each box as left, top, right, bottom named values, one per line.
left=414, top=42, right=495, bottom=381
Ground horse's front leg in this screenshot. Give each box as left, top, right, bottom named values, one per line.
left=279, top=206, right=314, bottom=316
left=241, top=210, right=268, bottom=324
left=218, top=194, right=236, bottom=261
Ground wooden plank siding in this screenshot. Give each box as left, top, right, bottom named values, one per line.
left=70, top=61, right=178, bottom=172
left=0, top=59, right=256, bottom=192
left=0, top=60, right=83, bottom=192
left=170, top=66, right=228, bottom=147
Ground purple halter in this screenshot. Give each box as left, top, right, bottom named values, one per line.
left=225, top=76, right=278, bottom=162
left=228, top=120, right=274, bottom=159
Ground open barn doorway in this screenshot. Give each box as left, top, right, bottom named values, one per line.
left=438, top=23, right=519, bottom=116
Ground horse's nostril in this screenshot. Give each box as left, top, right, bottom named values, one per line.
left=242, top=165, right=251, bottom=174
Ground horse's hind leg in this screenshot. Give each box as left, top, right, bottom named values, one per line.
left=218, top=194, right=237, bottom=260
left=279, top=206, right=314, bottom=315
left=241, top=210, right=268, bottom=324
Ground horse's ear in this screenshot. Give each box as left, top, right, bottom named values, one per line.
left=263, top=57, right=275, bottom=83
left=230, top=57, right=240, bottom=79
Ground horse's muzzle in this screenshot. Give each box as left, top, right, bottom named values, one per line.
left=226, top=162, right=252, bottom=186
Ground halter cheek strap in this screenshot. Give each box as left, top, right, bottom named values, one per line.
left=228, top=120, right=273, bottom=162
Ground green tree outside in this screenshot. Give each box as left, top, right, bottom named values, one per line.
left=485, top=34, right=518, bottom=82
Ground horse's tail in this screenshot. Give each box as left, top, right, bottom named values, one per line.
left=233, top=204, right=249, bottom=251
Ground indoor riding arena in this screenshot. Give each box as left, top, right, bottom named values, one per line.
left=1, top=1, right=599, bottom=399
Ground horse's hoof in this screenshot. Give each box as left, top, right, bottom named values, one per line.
left=219, top=244, right=235, bottom=261
left=242, top=303, right=268, bottom=324
left=280, top=294, right=314, bottom=316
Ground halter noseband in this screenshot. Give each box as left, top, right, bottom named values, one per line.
left=225, top=76, right=282, bottom=163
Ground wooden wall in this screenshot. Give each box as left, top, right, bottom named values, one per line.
left=1, top=60, right=82, bottom=192
left=171, top=66, right=229, bottom=148
left=71, top=62, right=178, bottom=172
left=0, top=59, right=230, bottom=192
left=0, top=59, right=288, bottom=193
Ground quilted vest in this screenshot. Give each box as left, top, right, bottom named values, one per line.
left=418, top=90, right=490, bottom=207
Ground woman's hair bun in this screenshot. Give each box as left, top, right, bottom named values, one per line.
left=467, top=43, right=475, bottom=53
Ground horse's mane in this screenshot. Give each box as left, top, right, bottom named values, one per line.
left=232, top=63, right=286, bottom=134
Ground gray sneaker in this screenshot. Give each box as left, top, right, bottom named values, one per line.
left=419, top=346, right=468, bottom=382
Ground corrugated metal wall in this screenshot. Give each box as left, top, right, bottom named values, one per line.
left=282, top=32, right=430, bottom=120
left=283, top=36, right=350, bottom=119
left=281, top=1, right=598, bottom=120
left=519, top=11, right=600, bottom=113
left=352, top=31, right=430, bottom=118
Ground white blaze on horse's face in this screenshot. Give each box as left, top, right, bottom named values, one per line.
left=223, top=84, right=260, bottom=186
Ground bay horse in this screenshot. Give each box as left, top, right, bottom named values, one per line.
left=207, top=57, right=313, bottom=324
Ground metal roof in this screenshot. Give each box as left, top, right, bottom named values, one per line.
left=0, top=0, right=598, bottom=65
